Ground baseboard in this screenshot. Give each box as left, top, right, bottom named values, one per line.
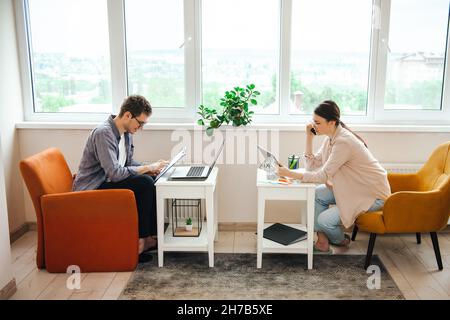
left=219, top=222, right=256, bottom=232
left=9, top=222, right=37, bottom=244
left=0, top=279, right=16, bottom=300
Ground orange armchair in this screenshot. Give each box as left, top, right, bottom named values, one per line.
left=20, top=148, right=138, bottom=273
left=353, top=141, right=450, bottom=270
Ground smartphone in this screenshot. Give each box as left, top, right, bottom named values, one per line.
left=310, top=127, right=317, bottom=135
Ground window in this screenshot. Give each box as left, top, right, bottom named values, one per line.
left=290, top=0, right=373, bottom=116
left=125, top=0, right=185, bottom=108
left=27, top=0, right=112, bottom=113
left=384, top=0, right=448, bottom=110
left=17, top=0, right=450, bottom=124
left=201, top=0, right=280, bottom=115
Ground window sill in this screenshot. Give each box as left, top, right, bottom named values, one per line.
left=15, top=122, right=450, bottom=132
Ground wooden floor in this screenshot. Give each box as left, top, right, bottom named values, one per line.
left=9, top=229, right=450, bottom=300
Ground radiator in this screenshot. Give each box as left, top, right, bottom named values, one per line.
left=381, top=163, right=422, bottom=174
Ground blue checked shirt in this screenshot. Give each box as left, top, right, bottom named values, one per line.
left=72, top=115, right=142, bottom=191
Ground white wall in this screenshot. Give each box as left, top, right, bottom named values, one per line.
left=0, top=133, right=14, bottom=293
left=18, top=127, right=450, bottom=223
left=0, top=0, right=26, bottom=233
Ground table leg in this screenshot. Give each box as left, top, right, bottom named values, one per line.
left=206, top=190, right=214, bottom=267
left=214, top=186, right=219, bottom=242
left=257, top=191, right=265, bottom=268
left=307, top=188, right=315, bottom=270
left=157, top=195, right=165, bottom=267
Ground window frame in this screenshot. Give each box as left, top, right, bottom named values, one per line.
left=373, top=0, right=450, bottom=124
left=15, top=0, right=450, bottom=125
left=16, top=0, right=117, bottom=122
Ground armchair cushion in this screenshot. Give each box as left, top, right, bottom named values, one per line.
left=41, top=189, right=138, bottom=272
left=355, top=211, right=385, bottom=234
left=383, top=189, right=449, bottom=233
left=387, top=173, right=420, bottom=193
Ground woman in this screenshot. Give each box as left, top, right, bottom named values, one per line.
left=277, top=100, right=391, bottom=253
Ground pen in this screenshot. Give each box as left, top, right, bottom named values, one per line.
left=289, top=157, right=298, bottom=169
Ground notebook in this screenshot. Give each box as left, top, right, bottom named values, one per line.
left=263, top=223, right=307, bottom=246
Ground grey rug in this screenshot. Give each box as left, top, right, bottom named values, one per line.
left=119, top=253, right=404, bottom=300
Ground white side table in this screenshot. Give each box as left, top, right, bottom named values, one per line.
left=155, top=167, right=219, bottom=267
left=256, top=168, right=316, bottom=269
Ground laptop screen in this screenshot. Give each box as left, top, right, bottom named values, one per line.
left=206, top=140, right=225, bottom=175
left=154, top=146, right=186, bottom=182
left=257, top=145, right=281, bottom=166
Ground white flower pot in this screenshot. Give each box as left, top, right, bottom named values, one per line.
left=185, top=224, right=193, bottom=231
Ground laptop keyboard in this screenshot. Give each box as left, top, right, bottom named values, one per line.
left=187, top=166, right=205, bottom=177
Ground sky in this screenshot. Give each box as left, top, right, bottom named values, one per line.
left=29, top=0, right=449, bottom=55
left=29, top=0, right=110, bottom=56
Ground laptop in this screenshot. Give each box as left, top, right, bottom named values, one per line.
left=154, top=147, right=186, bottom=182
left=169, top=141, right=225, bottom=181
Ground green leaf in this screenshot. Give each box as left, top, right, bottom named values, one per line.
left=249, top=84, right=255, bottom=90
left=197, top=119, right=205, bottom=126
left=251, top=99, right=257, bottom=105
left=253, top=91, right=260, bottom=95
left=210, top=119, right=220, bottom=128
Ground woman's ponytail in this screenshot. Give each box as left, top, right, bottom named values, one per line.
left=339, top=121, right=368, bottom=148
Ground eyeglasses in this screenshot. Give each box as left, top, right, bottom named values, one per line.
left=132, top=117, right=146, bottom=129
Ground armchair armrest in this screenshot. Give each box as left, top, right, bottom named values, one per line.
left=383, top=190, right=449, bottom=233
left=41, top=189, right=139, bottom=272
left=387, top=173, right=420, bottom=193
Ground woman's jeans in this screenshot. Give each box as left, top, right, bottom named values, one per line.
left=314, top=184, right=384, bottom=245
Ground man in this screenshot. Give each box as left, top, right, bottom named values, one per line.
left=73, top=95, right=167, bottom=263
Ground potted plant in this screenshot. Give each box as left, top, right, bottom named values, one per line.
left=197, top=84, right=260, bottom=136
left=185, top=217, right=193, bottom=231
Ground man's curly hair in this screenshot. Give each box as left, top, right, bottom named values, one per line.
left=119, top=95, right=152, bottom=117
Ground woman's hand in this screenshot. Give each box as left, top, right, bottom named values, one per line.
left=276, top=165, right=294, bottom=179
left=306, top=123, right=316, bottom=138
left=276, top=164, right=304, bottom=181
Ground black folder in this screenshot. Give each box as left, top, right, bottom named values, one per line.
left=263, top=223, right=307, bottom=246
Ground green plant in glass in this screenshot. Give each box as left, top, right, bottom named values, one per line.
left=197, top=84, right=260, bottom=136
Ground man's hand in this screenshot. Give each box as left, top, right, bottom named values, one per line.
left=146, top=159, right=169, bottom=175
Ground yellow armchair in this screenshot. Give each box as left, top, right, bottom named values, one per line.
left=352, top=141, right=450, bottom=270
